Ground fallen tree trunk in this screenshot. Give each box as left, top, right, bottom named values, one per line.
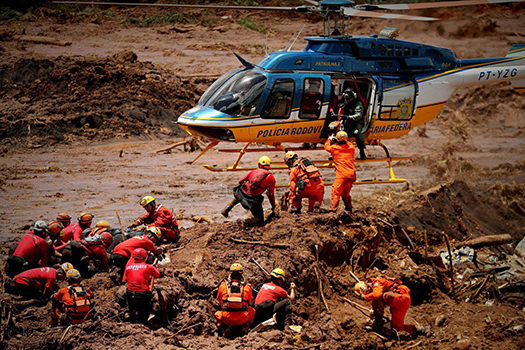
left=455, top=234, right=513, bottom=249
left=14, top=35, right=71, bottom=46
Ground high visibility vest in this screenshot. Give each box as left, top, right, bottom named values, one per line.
left=65, top=285, right=92, bottom=323
left=222, top=281, right=248, bottom=312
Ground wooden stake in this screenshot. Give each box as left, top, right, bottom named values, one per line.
left=230, top=238, right=288, bottom=249
left=342, top=297, right=371, bottom=317
left=314, top=245, right=330, bottom=312
left=423, top=230, right=429, bottom=264
left=442, top=232, right=456, bottom=299
left=250, top=257, right=270, bottom=276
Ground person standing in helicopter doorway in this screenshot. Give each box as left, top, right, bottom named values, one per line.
left=339, top=88, right=367, bottom=159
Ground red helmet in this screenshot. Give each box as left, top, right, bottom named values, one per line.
left=100, top=232, right=113, bottom=247
left=132, top=248, right=147, bottom=262
left=57, top=213, right=71, bottom=225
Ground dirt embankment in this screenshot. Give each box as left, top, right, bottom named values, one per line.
left=0, top=53, right=213, bottom=148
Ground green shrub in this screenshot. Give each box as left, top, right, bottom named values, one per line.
left=237, top=16, right=266, bottom=34
left=0, top=6, right=22, bottom=20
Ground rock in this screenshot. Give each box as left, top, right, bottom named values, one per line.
left=435, top=314, right=447, bottom=327
left=455, top=339, right=471, bottom=350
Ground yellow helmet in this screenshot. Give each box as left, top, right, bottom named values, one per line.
left=284, top=151, right=297, bottom=165
left=95, top=220, right=110, bottom=228
left=270, top=268, right=286, bottom=281
left=140, top=195, right=156, bottom=207
left=230, top=263, right=243, bottom=272
left=61, top=262, right=74, bottom=273
left=146, top=226, right=161, bottom=241
left=258, top=156, right=271, bottom=168
left=335, top=131, right=348, bottom=142
left=354, top=281, right=369, bottom=294
left=66, top=269, right=81, bottom=280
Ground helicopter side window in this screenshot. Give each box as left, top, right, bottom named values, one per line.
left=205, top=70, right=267, bottom=117
left=300, top=78, right=324, bottom=120
left=261, top=79, right=294, bottom=120
left=387, top=46, right=394, bottom=56
left=379, top=78, right=416, bottom=121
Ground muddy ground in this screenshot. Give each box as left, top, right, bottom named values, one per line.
left=0, top=2, right=524, bottom=349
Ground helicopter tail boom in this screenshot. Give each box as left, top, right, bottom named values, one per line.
left=506, top=44, right=525, bottom=93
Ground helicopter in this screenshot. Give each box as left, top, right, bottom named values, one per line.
left=55, top=0, right=525, bottom=185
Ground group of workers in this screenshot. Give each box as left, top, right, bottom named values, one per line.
left=222, top=129, right=356, bottom=224
left=3, top=121, right=423, bottom=338
left=4, top=195, right=177, bottom=326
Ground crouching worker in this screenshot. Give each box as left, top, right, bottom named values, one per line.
left=50, top=269, right=94, bottom=326
left=221, top=156, right=278, bottom=226
left=284, top=151, right=324, bottom=214
left=354, top=275, right=416, bottom=334
left=215, top=263, right=255, bottom=338
left=60, top=231, right=113, bottom=277
left=123, top=248, right=160, bottom=325
left=128, top=195, right=180, bottom=243
left=110, top=227, right=162, bottom=273
left=253, top=268, right=296, bottom=330
left=5, top=263, right=72, bottom=300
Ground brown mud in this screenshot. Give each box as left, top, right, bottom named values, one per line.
left=0, top=2, right=524, bottom=350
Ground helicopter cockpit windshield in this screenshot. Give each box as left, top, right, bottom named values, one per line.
left=204, top=70, right=267, bottom=117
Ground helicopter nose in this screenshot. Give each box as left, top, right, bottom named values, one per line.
left=177, top=106, right=236, bottom=142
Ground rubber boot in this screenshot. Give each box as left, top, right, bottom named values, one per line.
left=221, top=198, right=238, bottom=218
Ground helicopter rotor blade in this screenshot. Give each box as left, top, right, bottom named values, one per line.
left=343, top=8, right=439, bottom=21
left=50, top=1, right=311, bottom=12
left=359, top=0, right=525, bottom=11
left=305, top=0, right=320, bottom=5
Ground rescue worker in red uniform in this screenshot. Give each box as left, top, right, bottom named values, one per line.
left=128, top=195, right=180, bottom=243
left=254, top=268, right=297, bottom=330
left=5, top=264, right=71, bottom=300
left=54, top=212, right=93, bottom=250
left=215, top=263, right=255, bottom=338
left=355, top=275, right=416, bottom=334
left=60, top=231, right=113, bottom=276
left=221, top=156, right=278, bottom=225
left=123, top=248, right=161, bottom=324
left=324, top=131, right=356, bottom=213
left=284, top=151, right=324, bottom=214
left=110, top=227, right=161, bottom=271
left=6, top=221, right=50, bottom=277
left=50, top=269, right=94, bottom=326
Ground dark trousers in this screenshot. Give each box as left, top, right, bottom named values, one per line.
left=126, top=290, right=153, bottom=325
left=233, top=186, right=264, bottom=222
left=344, top=121, right=366, bottom=155
left=254, top=299, right=291, bottom=330
left=5, top=256, right=29, bottom=278
left=4, top=280, right=43, bottom=300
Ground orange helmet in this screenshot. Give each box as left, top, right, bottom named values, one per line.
left=78, top=212, right=94, bottom=225
left=132, top=248, right=148, bottom=262
left=95, top=220, right=110, bottom=228
left=90, top=227, right=107, bottom=237
left=56, top=213, right=71, bottom=225
left=48, top=221, right=64, bottom=236
left=100, top=232, right=113, bottom=248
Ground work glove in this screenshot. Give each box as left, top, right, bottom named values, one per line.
left=127, top=221, right=140, bottom=229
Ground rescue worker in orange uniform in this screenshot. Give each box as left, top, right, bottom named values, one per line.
left=284, top=151, right=324, bottom=214
left=5, top=264, right=71, bottom=300
left=60, top=231, right=113, bottom=276
left=324, top=131, right=356, bottom=213
left=355, top=275, right=416, bottom=334
left=123, top=248, right=161, bottom=325
left=50, top=269, right=94, bottom=326
left=111, top=226, right=162, bottom=271
left=128, top=196, right=180, bottom=243
left=54, top=212, right=94, bottom=250
left=221, top=156, right=278, bottom=225
left=215, top=263, right=255, bottom=338
left=6, top=221, right=50, bottom=277
left=253, top=268, right=296, bottom=330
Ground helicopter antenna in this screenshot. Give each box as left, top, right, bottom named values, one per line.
left=265, top=32, right=268, bottom=56
left=288, top=24, right=305, bottom=52
left=232, top=52, right=254, bottom=68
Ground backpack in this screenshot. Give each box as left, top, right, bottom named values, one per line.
left=66, top=285, right=92, bottom=323
left=248, top=168, right=270, bottom=191
left=296, top=158, right=321, bottom=191
left=223, top=280, right=247, bottom=311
